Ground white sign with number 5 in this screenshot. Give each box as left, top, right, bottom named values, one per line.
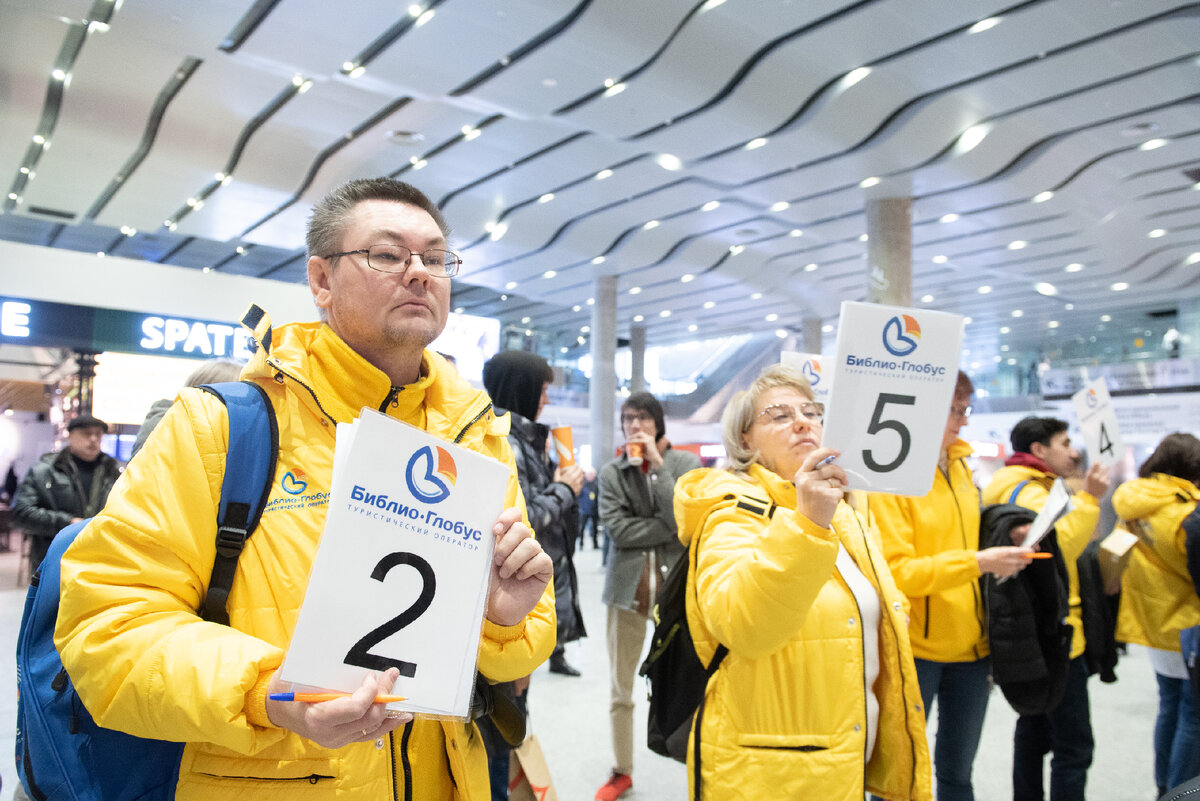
left=1071, top=377, right=1125, bottom=467
left=821, top=301, right=964, bottom=496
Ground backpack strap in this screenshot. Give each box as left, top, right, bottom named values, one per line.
left=198, top=381, right=279, bottom=626
left=1008, top=480, right=1031, bottom=505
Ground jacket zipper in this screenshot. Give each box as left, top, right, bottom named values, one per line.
left=266, top=358, right=339, bottom=425
left=944, top=460, right=985, bottom=657
left=379, top=386, right=400, bottom=412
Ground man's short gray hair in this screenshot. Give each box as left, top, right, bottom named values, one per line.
left=721, top=363, right=815, bottom=474
left=305, top=178, right=449, bottom=260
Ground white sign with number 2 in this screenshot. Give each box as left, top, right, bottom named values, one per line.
left=821, top=301, right=964, bottom=496
left=1072, top=377, right=1125, bottom=467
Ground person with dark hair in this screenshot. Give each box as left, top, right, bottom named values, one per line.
left=673, top=363, right=931, bottom=800
left=869, top=372, right=1033, bottom=801
left=594, top=391, right=700, bottom=801
left=53, top=178, right=556, bottom=800
left=13, top=414, right=120, bottom=573
left=982, top=415, right=1110, bottom=801
left=483, top=350, right=586, bottom=676
left=1112, top=433, right=1200, bottom=796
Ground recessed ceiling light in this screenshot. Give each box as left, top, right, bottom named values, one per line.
left=688, top=324, right=699, bottom=332
left=633, top=315, right=644, bottom=322
left=542, top=270, right=556, bottom=279
left=703, top=301, right=715, bottom=309
left=489, top=222, right=508, bottom=241
left=1012, top=310, right=1023, bottom=317
left=775, top=329, right=789, bottom=339
left=729, top=245, right=745, bottom=255
left=580, top=325, right=590, bottom=333
left=1000, top=326, right=1010, bottom=334
left=1100, top=314, right=1112, bottom=322
left=1001, top=345, right=1010, bottom=352
left=765, top=313, right=778, bottom=322
left=804, top=263, right=817, bottom=272
left=1148, top=228, right=1166, bottom=238
left=505, top=281, right=517, bottom=290
left=702, top=200, right=720, bottom=211
left=940, top=213, right=959, bottom=224
left=745, top=137, right=768, bottom=150
left=1048, top=320, right=1059, bottom=328
left=770, top=201, right=790, bottom=212
left=858, top=233, right=869, bottom=242
left=1033, top=191, right=1054, bottom=203
left=659, top=310, right=671, bottom=317
left=921, top=294, right=934, bottom=303
left=963, top=317, right=972, bottom=325
left=521, top=316, right=531, bottom=324
left=1111, top=282, right=1129, bottom=291
left=455, top=307, right=465, bottom=314
left=587, top=297, right=594, bottom=305
left=822, top=324, right=834, bottom=333
left=680, top=274, right=694, bottom=283
left=1008, top=240, right=1027, bottom=250
left=978, top=285, right=992, bottom=294
left=842, top=67, right=871, bottom=88
left=643, top=220, right=659, bottom=230
left=594, top=169, right=612, bottom=180
left=789, top=228, right=803, bottom=237
left=860, top=177, right=880, bottom=188
left=1035, top=282, right=1057, bottom=296
left=750, top=292, right=763, bottom=300
left=655, top=154, right=682, bottom=171
left=591, top=256, right=605, bottom=265
left=1065, top=263, right=1083, bottom=272
left=572, top=305, right=581, bottom=312
left=932, top=255, right=948, bottom=264
left=629, top=286, right=642, bottom=295
left=1139, top=138, right=1168, bottom=151
left=968, top=17, right=1001, bottom=33
left=538, top=193, right=554, bottom=204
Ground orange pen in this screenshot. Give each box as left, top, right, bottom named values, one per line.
left=1023, top=552, right=1053, bottom=560
left=269, top=692, right=406, bottom=703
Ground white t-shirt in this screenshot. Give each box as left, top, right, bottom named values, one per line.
left=835, top=544, right=882, bottom=762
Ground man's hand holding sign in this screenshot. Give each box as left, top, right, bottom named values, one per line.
left=488, top=506, right=554, bottom=626
left=821, top=302, right=965, bottom=496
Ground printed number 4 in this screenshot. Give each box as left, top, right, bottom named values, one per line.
left=862, top=393, right=916, bottom=473
left=344, top=552, right=436, bottom=678
left=1099, top=422, right=1114, bottom=456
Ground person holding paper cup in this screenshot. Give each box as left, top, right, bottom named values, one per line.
left=868, top=371, right=1033, bottom=801
left=982, top=416, right=1110, bottom=801
left=54, top=178, right=557, bottom=801
left=1111, top=433, right=1200, bottom=796
left=673, top=363, right=931, bottom=801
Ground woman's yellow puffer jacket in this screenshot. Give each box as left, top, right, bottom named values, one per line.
left=675, top=464, right=931, bottom=801
left=56, top=314, right=556, bottom=800
left=1111, top=473, right=1200, bottom=651
left=869, top=439, right=987, bottom=663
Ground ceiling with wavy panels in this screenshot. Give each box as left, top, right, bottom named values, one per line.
left=1, top=0, right=1198, bottom=369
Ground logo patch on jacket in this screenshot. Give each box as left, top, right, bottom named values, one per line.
left=264, top=468, right=328, bottom=513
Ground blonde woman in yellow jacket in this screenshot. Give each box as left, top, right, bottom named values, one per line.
left=870, top=372, right=1033, bottom=801
left=981, top=416, right=1109, bottom=801
left=1111, top=433, right=1200, bottom=795
left=674, top=364, right=931, bottom=801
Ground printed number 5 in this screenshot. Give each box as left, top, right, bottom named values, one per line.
left=862, top=393, right=916, bottom=473
left=344, top=552, right=436, bottom=678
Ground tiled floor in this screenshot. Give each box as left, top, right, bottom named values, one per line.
left=0, top=542, right=1165, bottom=800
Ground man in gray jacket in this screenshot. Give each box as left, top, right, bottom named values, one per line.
left=594, top=392, right=700, bottom=801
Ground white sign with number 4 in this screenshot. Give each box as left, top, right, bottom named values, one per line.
left=821, top=301, right=964, bottom=496
left=1072, top=377, right=1125, bottom=467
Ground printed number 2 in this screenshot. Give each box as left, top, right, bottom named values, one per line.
left=344, top=552, right=436, bottom=678
left=862, top=393, right=916, bottom=473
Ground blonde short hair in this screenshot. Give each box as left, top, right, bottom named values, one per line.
left=721, top=363, right=815, bottom=473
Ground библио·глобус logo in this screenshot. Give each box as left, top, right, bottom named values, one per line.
left=405, top=445, right=458, bottom=504
left=801, top=358, right=821, bottom=387
left=881, top=314, right=922, bottom=357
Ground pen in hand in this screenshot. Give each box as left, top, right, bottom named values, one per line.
left=269, top=692, right=407, bottom=703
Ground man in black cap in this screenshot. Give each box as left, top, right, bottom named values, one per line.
left=13, top=413, right=121, bottom=573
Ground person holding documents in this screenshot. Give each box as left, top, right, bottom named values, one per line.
left=869, top=371, right=1033, bottom=801
left=54, top=178, right=556, bottom=800
left=982, top=416, right=1110, bottom=801
left=1111, top=433, right=1200, bottom=796
left=673, top=363, right=931, bottom=801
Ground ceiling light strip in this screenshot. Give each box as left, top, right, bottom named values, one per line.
left=338, top=0, right=450, bottom=75
left=217, top=0, right=285, bottom=53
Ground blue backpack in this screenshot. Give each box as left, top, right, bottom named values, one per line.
left=15, top=381, right=278, bottom=801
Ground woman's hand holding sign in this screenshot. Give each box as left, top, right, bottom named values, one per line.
left=487, top=507, right=554, bottom=626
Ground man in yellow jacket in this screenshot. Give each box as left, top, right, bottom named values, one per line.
left=55, top=178, right=557, bottom=800
left=982, top=416, right=1109, bottom=801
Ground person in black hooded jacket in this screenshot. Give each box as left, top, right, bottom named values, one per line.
left=479, top=350, right=585, bottom=798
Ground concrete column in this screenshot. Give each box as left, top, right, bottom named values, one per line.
left=590, top=276, right=618, bottom=467
left=865, top=197, right=912, bottom=307
left=1178, top=298, right=1200, bottom=358
left=802, top=318, right=822, bottom=354
left=629, top=324, right=647, bottom=393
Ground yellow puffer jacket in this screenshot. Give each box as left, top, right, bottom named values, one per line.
left=56, top=312, right=556, bottom=800
left=981, top=464, right=1099, bottom=660
left=1111, top=474, right=1200, bottom=651
left=675, top=464, right=931, bottom=801
left=869, top=440, right=987, bottom=662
